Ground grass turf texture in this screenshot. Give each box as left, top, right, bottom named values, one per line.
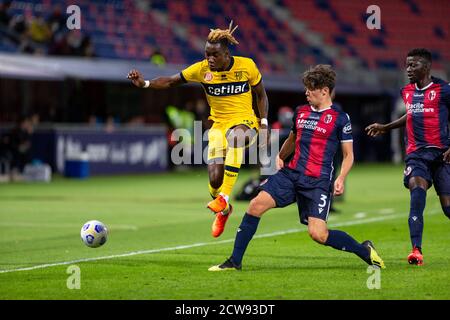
left=0, top=164, right=449, bottom=299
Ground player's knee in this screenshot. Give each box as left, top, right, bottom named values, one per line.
left=247, top=197, right=267, bottom=217
left=443, top=206, right=450, bottom=219
left=408, top=178, right=428, bottom=191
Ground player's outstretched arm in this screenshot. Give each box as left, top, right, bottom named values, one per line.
left=127, top=69, right=184, bottom=89
left=334, top=142, right=354, bottom=196
left=365, top=114, right=407, bottom=137
left=276, top=132, right=295, bottom=170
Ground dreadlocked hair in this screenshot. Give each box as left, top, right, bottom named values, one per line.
left=207, top=20, right=239, bottom=46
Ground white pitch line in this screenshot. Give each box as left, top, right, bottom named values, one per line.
left=354, top=212, right=367, bottom=219
left=378, top=208, right=395, bottom=215
left=0, top=210, right=441, bottom=274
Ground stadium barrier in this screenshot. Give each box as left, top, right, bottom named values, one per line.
left=31, top=125, right=168, bottom=175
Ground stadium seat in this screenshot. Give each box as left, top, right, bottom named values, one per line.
left=3, top=0, right=448, bottom=72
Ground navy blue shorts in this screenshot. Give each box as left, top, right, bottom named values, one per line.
left=403, top=148, right=450, bottom=195
left=259, top=168, right=332, bottom=225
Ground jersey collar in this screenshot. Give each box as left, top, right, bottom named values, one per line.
left=310, top=105, right=332, bottom=112
left=223, top=56, right=234, bottom=72
left=415, top=81, right=434, bottom=91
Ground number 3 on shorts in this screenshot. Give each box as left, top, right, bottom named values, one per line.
left=319, top=194, right=328, bottom=208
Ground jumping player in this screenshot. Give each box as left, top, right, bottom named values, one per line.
left=209, top=64, right=385, bottom=271
left=127, top=21, right=269, bottom=238
left=366, top=48, right=450, bottom=266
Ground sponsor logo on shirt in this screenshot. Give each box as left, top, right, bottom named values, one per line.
left=202, top=81, right=249, bottom=96
left=406, top=102, right=434, bottom=114
left=296, top=118, right=327, bottom=134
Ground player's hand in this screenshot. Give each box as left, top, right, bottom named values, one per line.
left=275, top=154, right=284, bottom=171
left=333, top=176, right=345, bottom=196
left=258, top=124, right=270, bottom=150
left=365, top=123, right=387, bottom=137
left=127, top=69, right=146, bottom=88
left=443, top=148, right=450, bottom=163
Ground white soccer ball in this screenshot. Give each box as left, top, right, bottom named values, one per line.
left=80, top=220, right=108, bottom=248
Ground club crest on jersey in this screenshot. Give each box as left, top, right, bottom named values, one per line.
left=404, top=166, right=412, bottom=176
left=428, top=90, right=436, bottom=101
left=299, top=113, right=305, bottom=118
left=234, top=71, right=243, bottom=80
left=204, top=72, right=213, bottom=82
left=324, top=114, right=333, bottom=124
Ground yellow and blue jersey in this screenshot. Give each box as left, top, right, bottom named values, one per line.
left=180, top=56, right=262, bottom=122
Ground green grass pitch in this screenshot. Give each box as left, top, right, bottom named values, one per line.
left=0, top=164, right=449, bottom=299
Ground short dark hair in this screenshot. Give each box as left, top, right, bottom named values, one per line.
left=302, top=64, right=336, bottom=92
left=407, top=48, right=432, bottom=64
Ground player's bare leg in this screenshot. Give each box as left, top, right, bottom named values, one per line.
left=307, top=218, right=329, bottom=244
left=208, top=160, right=224, bottom=198
left=247, top=190, right=276, bottom=217
left=407, top=176, right=429, bottom=265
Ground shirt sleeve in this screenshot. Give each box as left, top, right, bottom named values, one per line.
left=443, top=82, right=450, bottom=107
left=180, top=61, right=203, bottom=83
left=339, top=113, right=353, bottom=142
left=248, top=59, right=262, bottom=87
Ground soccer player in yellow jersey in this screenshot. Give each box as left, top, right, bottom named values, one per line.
left=127, top=21, right=269, bottom=238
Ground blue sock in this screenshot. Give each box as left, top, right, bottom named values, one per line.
left=409, top=187, right=426, bottom=248
left=325, top=230, right=370, bottom=261
left=231, top=213, right=260, bottom=265
left=443, top=206, right=450, bottom=219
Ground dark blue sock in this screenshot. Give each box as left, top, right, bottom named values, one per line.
left=443, top=206, right=450, bottom=219
left=409, top=187, right=426, bottom=248
left=325, top=229, right=369, bottom=261
left=231, top=213, right=260, bottom=265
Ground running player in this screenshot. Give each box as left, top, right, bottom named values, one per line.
left=209, top=64, right=385, bottom=271
left=127, top=21, right=269, bottom=238
left=366, top=48, right=450, bottom=266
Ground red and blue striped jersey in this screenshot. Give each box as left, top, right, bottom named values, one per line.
left=401, top=77, right=450, bottom=155
left=287, top=104, right=353, bottom=180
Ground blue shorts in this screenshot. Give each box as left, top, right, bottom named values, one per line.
left=403, top=148, right=450, bottom=195
left=259, top=168, right=332, bottom=225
